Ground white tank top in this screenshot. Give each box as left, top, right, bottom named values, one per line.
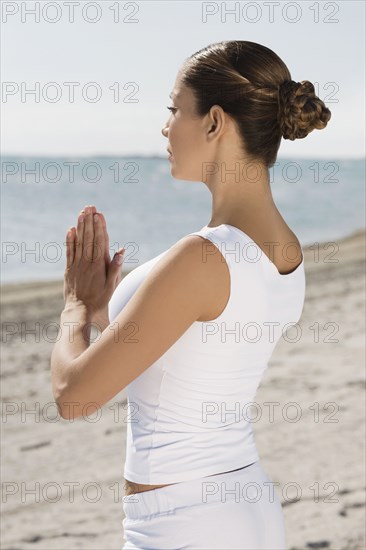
left=108, top=224, right=306, bottom=484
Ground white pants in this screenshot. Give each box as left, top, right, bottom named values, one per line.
left=121, top=460, right=287, bottom=549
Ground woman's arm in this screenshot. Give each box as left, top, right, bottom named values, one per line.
left=51, top=204, right=123, bottom=415
left=51, top=300, right=91, bottom=408
left=51, top=299, right=112, bottom=407
left=50, top=235, right=229, bottom=421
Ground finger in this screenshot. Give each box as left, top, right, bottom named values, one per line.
left=96, top=211, right=111, bottom=264
left=83, top=206, right=95, bottom=263
left=107, top=249, right=125, bottom=292
left=84, top=204, right=96, bottom=218
left=66, top=227, right=75, bottom=268
left=74, top=212, right=85, bottom=264
left=92, top=212, right=105, bottom=264
left=82, top=207, right=110, bottom=264
left=116, top=259, right=124, bottom=286
left=87, top=205, right=100, bottom=262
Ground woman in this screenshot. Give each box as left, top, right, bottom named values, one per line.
left=51, top=41, right=331, bottom=549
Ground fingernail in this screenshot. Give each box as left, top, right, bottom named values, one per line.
left=78, top=214, right=84, bottom=223
left=94, top=214, right=99, bottom=222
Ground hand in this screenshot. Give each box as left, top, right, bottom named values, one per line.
left=64, top=205, right=125, bottom=316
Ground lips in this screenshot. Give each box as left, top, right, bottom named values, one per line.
left=167, top=147, right=172, bottom=155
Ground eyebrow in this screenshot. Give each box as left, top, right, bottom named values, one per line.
left=169, top=92, right=178, bottom=99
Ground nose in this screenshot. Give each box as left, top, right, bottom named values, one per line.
left=161, top=124, right=168, bottom=138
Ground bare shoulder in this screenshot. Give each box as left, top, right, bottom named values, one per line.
left=164, top=234, right=230, bottom=321
left=274, top=227, right=303, bottom=272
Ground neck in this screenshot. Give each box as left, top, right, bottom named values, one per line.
left=205, top=162, right=277, bottom=228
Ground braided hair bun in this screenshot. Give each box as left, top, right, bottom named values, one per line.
left=278, top=80, right=331, bottom=140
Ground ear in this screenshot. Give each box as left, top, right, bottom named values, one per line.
left=207, top=105, right=225, bottom=137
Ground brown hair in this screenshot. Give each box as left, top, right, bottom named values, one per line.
left=180, top=40, right=331, bottom=168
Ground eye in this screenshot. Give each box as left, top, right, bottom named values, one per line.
left=166, top=106, right=177, bottom=114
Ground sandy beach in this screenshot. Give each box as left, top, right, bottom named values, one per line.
left=1, top=228, right=365, bottom=550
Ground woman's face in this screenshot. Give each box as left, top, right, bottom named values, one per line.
left=161, top=75, right=215, bottom=182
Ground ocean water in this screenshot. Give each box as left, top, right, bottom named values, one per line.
left=1, top=156, right=365, bottom=285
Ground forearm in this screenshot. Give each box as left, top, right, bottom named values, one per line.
left=50, top=300, right=92, bottom=402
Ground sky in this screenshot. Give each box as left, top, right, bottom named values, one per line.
left=1, top=0, right=365, bottom=158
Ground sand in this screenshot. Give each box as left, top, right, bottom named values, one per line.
left=1, top=229, right=365, bottom=550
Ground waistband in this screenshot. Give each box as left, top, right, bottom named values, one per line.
left=122, top=460, right=270, bottom=520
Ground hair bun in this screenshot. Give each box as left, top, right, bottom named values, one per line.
left=278, top=79, right=331, bottom=140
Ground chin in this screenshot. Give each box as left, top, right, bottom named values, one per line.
left=170, top=157, right=202, bottom=181
left=171, top=169, right=199, bottom=182
left=169, top=162, right=200, bottom=182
